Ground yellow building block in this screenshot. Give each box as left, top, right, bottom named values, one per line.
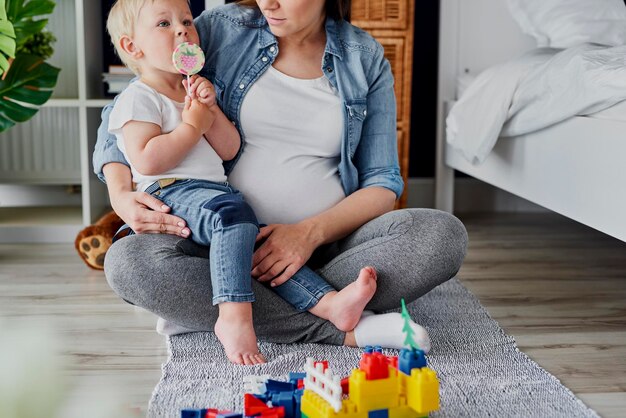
left=301, top=389, right=365, bottom=418
left=349, top=367, right=401, bottom=411
left=406, top=367, right=439, bottom=415
left=388, top=405, right=421, bottom=418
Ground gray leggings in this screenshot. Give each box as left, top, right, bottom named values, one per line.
left=104, top=208, right=468, bottom=345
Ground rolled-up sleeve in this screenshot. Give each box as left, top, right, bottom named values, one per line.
left=353, top=47, right=404, bottom=198
left=93, top=100, right=129, bottom=183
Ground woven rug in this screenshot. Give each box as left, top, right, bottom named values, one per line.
left=148, top=278, right=598, bottom=417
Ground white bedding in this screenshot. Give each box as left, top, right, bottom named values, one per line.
left=447, top=44, right=626, bottom=164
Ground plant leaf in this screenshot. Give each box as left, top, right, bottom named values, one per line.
left=6, top=0, right=20, bottom=22
left=19, top=1, right=55, bottom=19
left=0, top=54, right=60, bottom=132
left=13, top=18, right=48, bottom=48
left=0, top=5, right=16, bottom=75
left=0, top=53, right=10, bottom=72
left=0, top=1, right=7, bottom=21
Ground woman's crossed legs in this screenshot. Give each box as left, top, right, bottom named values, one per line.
left=104, top=208, right=467, bottom=347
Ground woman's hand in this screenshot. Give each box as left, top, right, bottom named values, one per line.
left=111, top=189, right=190, bottom=237
left=252, top=223, right=319, bottom=287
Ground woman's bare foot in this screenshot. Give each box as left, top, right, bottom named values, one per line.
left=310, top=266, right=378, bottom=332
left=214, top=303, right=266, bottom=365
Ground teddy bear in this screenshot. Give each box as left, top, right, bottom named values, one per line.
left=74, top=211, right=126, bottom=270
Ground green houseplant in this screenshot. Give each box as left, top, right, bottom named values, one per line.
left=0, top=0, right=60, bottom=132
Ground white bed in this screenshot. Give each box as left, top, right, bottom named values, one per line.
left=435, top=0, right=626, bottom=242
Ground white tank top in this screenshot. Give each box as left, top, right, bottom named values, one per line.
left=228, top=66, right=346, bottom=225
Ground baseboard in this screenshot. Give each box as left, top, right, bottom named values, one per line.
left=407, top=177, right=547, bottom=212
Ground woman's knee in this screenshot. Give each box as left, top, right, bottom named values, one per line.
left=103, top=234, right=188, bottom=301
left=406, top=208, right=468, bottom=275
left=103, top=235, right=143, bottom=300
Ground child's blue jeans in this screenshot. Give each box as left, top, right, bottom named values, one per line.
left=148, top=179, right=334, bottom=309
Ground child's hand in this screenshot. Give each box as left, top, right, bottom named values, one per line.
left=182, top=96, right=215, bottom=135
left=183, top=75, right=216, bottom=107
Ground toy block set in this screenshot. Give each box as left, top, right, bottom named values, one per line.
left=182, top=301, right=439, bottom=418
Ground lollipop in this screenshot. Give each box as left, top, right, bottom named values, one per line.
left=172, top=42, right=205, bottom=96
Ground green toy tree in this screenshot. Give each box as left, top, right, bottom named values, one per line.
left=401, top=298, right=421, bottom=350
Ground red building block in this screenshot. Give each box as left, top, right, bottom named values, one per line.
left=359, top=352, right=389, bottom=380
left=244, top=394, right=270, bottom=416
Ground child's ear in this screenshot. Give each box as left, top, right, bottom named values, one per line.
left=119, top=35, right=143, bottom=59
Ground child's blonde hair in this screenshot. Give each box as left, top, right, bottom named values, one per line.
left=106, top=0, right=150, bottom=75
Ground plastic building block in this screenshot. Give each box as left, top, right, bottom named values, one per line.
left=387, top=356, right=398, bottom=370
left=271, top=392, right=295, bottom=418
left=294, top=389, right=304, bottom=418
left=181, top=409, right=208, bottom=418
left=245, top=393, right=271, bottom=416
left=289, top=372, right=306, bottom=384
left=398, top=349, right=426, bottom=376
left=359, top=351, right=389, bottom=380
left=406, top=367, right=439, bottom=416
left=313, top=360, right=328, bottom=371
left=258, top=406, right=285, bottom=418
left=349, top=368, right=400, bottom=411
left=289, top=372, right=306, bottom=390
left=266, top=379, right=296, bottom=393
left=217, top=414, right=242, bottom=418
left=368, top=409, right=389, bottom=418
left=244, top=374, right=272, bottom=395
left=303, top=358, right=343, bottom=413
left=340, top=377, right=350, bottom=395
left=207, top=409, right=233, bottom=418
left=204, top=409, right=218, bottom=418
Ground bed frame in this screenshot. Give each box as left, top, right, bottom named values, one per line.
left=435, top=0, right=626, bottom=242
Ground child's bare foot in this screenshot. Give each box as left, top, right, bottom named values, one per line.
left=214, top=303, right=266, bottom=365
left=311, top=266, right=378, bottom=332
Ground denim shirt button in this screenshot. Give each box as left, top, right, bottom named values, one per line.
left=363, top=110, right=367, bottom=116
left=262, top=56, right=268, bottom=62
left=326, top=66, right=333, bottom=73
left=239, top=83, right=245, bottom=89
left=270, top=46, right=276, bottom=53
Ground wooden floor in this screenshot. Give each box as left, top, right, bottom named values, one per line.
left=0, top=212, right=625, bottom=416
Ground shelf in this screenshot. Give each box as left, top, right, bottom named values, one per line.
left=44, top=99, right=81, bottom=107
left=86, top=99, right=114, bottom=108
left=0, top=206, right=83, bottom=243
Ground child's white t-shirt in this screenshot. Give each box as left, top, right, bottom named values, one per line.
left=108, top=80, right=227, bottom=192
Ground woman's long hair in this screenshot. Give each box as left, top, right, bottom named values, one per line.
left=236, top=0, right=350, bottom=21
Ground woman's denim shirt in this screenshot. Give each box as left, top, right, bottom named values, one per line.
left=93, top=4, right=403, bottom=198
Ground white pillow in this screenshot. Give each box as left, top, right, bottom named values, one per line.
left=506, top=0, right=626, bottom=48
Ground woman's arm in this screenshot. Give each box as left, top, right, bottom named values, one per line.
left=252, top=186, right=396, bottom=285
left=103, top=162, right=190, bottom=237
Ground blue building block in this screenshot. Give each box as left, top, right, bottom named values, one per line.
left=368, top=409, right=389, bottom=418
left=294, top=389, right=303, bottom=418
left=266, top=379, right=296, bottom=393
left=288, top=372, right=306, bottom=385
left=181, top=409, right=208, bottom=418
left=271, top=392, right=295, bottom=418
left=399, top=348, right=427, bottom=375
left=364, top=345, right=384, bottom=354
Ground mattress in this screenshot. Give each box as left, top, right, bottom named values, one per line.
left=456, top=73, right=626, bottom=123
left=445, top=101, right=626, bottom=242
